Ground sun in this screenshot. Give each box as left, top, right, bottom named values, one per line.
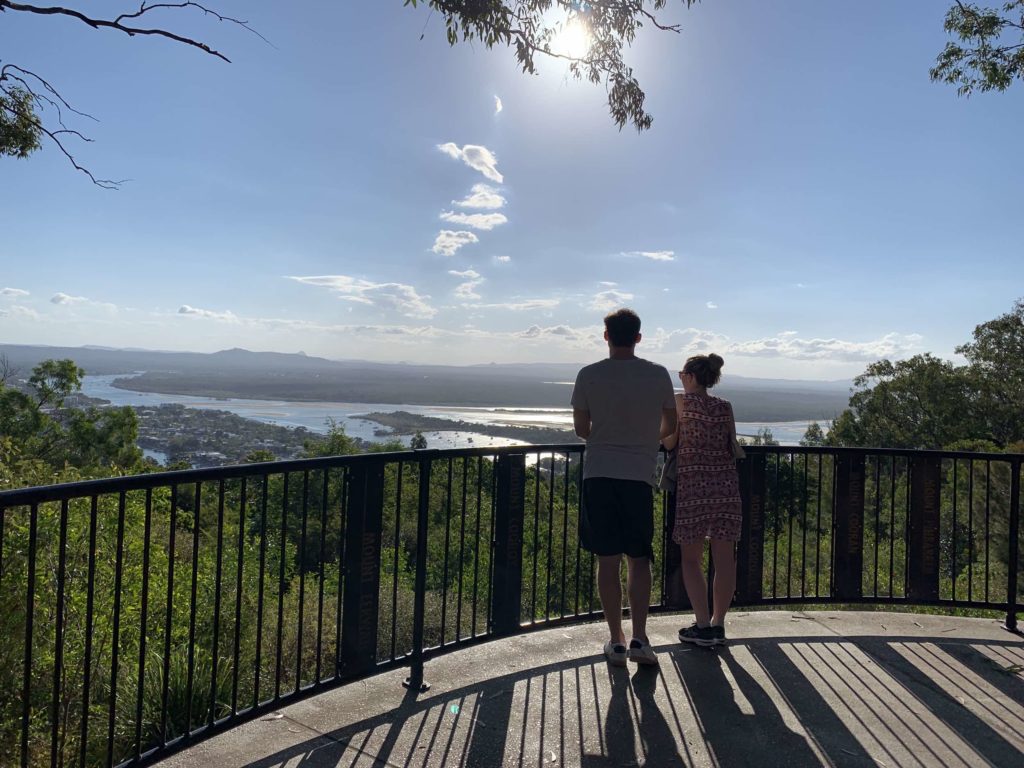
left=552, top=18, right=592, bottom=59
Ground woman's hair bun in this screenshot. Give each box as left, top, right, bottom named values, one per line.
left=708, top=354, right=725, bottom=375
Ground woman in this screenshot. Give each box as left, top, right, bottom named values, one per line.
left=662, top=353, right=742, bottom=647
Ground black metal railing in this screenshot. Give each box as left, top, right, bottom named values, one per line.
left=0, top=444, right=1020, bottom=767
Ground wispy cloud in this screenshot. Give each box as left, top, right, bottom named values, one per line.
left=437, top=143, right=504, bottom=183
left=0, top=287, right=29, bottom=298
left=515, top=324, right=600, bottom=348
left=468, top=298, right=559, bottom=311
left=0, top=305, right=39, bottom=320
left=588, top=289, right=634, bottom=312
left=598, top=281, right=617, bottom=287
left=706, top=301, right=718, bottom=309
left=439, top=211, right=508, bottom=231
left=453, top=184, right=506, bottom=210
left=50, top=292, right=117, bottom=312
left=287, top=275, right=437, bottom=319
left=493, top=255, right=512, bottom=264
left=623, top=250, right=675, bottom=262
left=494, top=95, right=503, bottom=114
left=449, top=269, right=484, bottom=300
left=432, top=230, right=479, bottom=256
left=178, top=305, right=240, bottom=323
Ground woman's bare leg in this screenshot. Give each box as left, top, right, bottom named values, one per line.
left=710, top=539, right=737, bottom=626
left=680, top=541, right=710, bottom=626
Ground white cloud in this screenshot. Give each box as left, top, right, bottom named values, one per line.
left=515, top=324, right=601, bottom=348
left=494, top=95, right=503, bottom=114
left=448, top=269, right=485, bottom=301
left=468, top=298, right=560, bottom=311
left=0, top=305, right=39, bottom=320
left=439, top=211, right=508, bottom=231
left=287, top=275, right=437, bottom=319
left=437, top=142, right=504, bottom=183
left=453, top=184, right=506, bottom=210
left=1, top=287, right=29, bottom=298
left=623, top=250, right=675, bottom=262
left=178, top=305, right=240, bottom=323
left=50, top=292, right=117, bottom=312
left=493, top=255, right=512, bottom=264
left=706, top=301, right=718, bottom=309
left=598, top=281, right=617, bottom=287
left=588, top=289, right=634, bottom=312
left=432, top=230, right=479, bottom=256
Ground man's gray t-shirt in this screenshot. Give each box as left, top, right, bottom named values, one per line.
left=570, top=358, right=675, bottom=484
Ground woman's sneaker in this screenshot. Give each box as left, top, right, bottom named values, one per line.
left=628, top=638, right=658, bottom=666
left=678, top=623, right=720, bottom=647
left=603, top=640, right=628, bottom=667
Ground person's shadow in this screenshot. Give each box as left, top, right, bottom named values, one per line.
left=672, top=646, right=821, bottom=766
left=581, top=665, right=638, bottom=767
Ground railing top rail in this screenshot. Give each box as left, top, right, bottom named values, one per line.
left=1, top=442, right=1021, bottom=507
left=0, top=443, right=587, bottom=506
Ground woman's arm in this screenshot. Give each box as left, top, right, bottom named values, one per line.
left=661, top=394, right=684, bottom=450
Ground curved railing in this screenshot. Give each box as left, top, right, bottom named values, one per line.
left=0, top=444, right=1020, bottom=767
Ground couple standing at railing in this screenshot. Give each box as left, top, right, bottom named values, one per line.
left=571, top=308, right=743, bottom=666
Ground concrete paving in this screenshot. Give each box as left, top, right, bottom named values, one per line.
left=157, top=610, right=1024, bottom=767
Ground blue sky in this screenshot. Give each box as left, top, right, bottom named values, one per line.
left=1, top=0, right=1022, bottom=379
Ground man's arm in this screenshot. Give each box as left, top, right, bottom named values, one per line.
left=573, top=408, right=591, bottom=440
left=660, top=406, right=678, bottom=441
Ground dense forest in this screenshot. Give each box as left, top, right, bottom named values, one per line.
left=0, top=299, right=1021, bottom=766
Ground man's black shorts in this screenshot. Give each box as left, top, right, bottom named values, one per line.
left=580, top=477, right=654, bottom=560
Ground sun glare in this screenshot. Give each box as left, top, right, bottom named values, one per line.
left=552, top=18, right=592, bottom=59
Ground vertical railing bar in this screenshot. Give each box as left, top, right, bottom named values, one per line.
left=106, top=491, right=127, bottom=766
left=335, top=470, right=348, bottom=680
left=786, top=452, right=794, bottom=598
left=561, top=452, right=570, bottom=618
left=22, top=503, right=39, bottom=768
left=815, top=454, right=822, bottom=596
left=546, top=452, right=555, bottom=622
left=231, top=477, right=247, bottom=714
left=456, top=458, right=468, bottom=642
left=134, top=488, right=153, bottom=760
left=471, top=456, right=483, bottom=637
left=253, top=474, right=269, bottom=707
left=209, top=479, right=226, bottom=726
left=985, top=460, right=991, bottom=603
left=952, top=460, right=959, bottom=602
left=1005, top=459, right=1020, bottom=632
left=904, top=458, right=912, bottom=598
left=772, top=453, right=780, bottom=600
left=889, top=457, right=896, bottom=598
left=50, top=500, right=69, bottom=768
left=275, top=472, right=289, bottom=699
left=873, top=455, right=881, bottom=599
left=800, top=453, right=808, bottom=598
left=405, top=455, right=431, bottom=691
left=440, top=458, right=453, bottom=647
left=295, top=470, right=310, bottom=693
left=184, top=482, right=202, bottom=734
left=159, top=485, right=178, bottom=746
left=531, top=453, right=540, bottom=623
left=317, top=469, right=330, bottom=678
left=390, top=464, right=401, bottom=662
left=968, top=460, right=974, bottom=603
left=574, top=450, right=583, bottom=616
left=80, top=495, right=99, bottom=764
left=486, top=457, right=497, bottom=632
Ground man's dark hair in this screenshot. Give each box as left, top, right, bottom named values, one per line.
left=604, top=308, right=641, bottom=347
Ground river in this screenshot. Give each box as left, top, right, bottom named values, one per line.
left=81, top=374, right=815, bottom=448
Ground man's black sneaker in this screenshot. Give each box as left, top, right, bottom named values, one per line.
left=678, top=623, right=719, bottom=647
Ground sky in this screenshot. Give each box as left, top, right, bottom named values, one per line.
left=1, top=0, right=1022, bottom=380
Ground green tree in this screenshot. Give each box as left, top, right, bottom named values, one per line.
left=931, top=1, right=1024, bottom=95
left=799, top=421, right=828, bottom=447
left=955, top=297, right=1024, bottom=445
left=410, top=431, right=428, bottom=450
left=0, top=86, right=40, bottom=158
left=830, top=354, right=979, bottom=449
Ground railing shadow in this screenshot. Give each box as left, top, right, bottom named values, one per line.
left=235, top=633, right=1023, bottom=768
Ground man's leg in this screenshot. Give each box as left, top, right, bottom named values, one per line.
left=626, top=556, right=651, bottom=641
left=597, top=555, right=625, bottom=643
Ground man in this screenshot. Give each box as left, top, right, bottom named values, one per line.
left=571, top=308, right=677, bottom=666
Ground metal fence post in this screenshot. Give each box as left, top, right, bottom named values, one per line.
left=736, top=453, right=766, bottom=604
left=404, top=453, right=433, bottom=691
left=908, top=455, right=942, bottom=601
left=339, top=460, right=385, bottom=679
left=1006, top=459, right=1021, bottom=633
left=491, top=453, right=526, bottom=635
left=833, top=453, right=865, bottom=601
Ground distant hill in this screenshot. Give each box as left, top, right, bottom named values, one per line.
left=0, top=344, right=852, bottom=421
